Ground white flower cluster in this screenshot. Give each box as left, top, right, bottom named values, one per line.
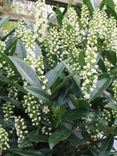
left=90, top=9, right=107, bottom=40
left=113, top=81, right=117, bottom=101
left=33, top=0, right=47, bottom=42
left=0, top=47, right=15, bottom=87
left=8, top=85, right=19, bottom=100
left=15, top=21, right=36, bottom=67
left=104, top=58, right=114, bottom=72
left=104, top=17, right=117, bottom=51
left=81, top=8, right=117, bottom=99
left=81, top=27, right=98, bottom=99
left=60, top=7, right=80, bottom=59
left=89, top=9, right=117, bottom=52
left=41, top=105, right=52, bottom=136
left=3, top=102, right=14, bottom=122
left=0, top=41, right=6, bottom=55
left=60, top=7, right=81, bottom=73
left=44, top=27, right=60, bottom=67
left=35, top=56, right=49, bottom=92
left=6, top=66, right=15, bottom=78
left=23, top=93, right=41, bottom=126
left=23, top=93, right=52, bottom=135
left=80, top=4, right=89, bottom=35
left=0, top=127, right=9, bottom=151
left=15, top=116, right=28, bottom=146
left=101, top=109, right=117, bottom=127
left=15, top=21, right=49, bottom=92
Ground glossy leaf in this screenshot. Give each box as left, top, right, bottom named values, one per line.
left=10, top=56, right=40, bottom=87
left=64, top=109, right=89, bottom=120
left=49, top=129, right=71, bottom=149
left=46, top=62, right=65, bottom=88
left=26, top=86, right=51, bottom=102
left=16, top=40, right=27, bottom=59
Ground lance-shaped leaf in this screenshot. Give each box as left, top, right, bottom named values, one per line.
left=0, top=16, right=10, bottom=27
left=46, top=62, right=65, bottom=88
left=49, top=129, right=71, bottom=149
left=64, top=109, right=89, bottom=120
left=9, top=56, right=41, bottom=87
left=26, top=86, right=52, bottom=103
left=12, top=149, right=44, bottom=156
left=90, top=76, right=112, bottom=101
left=99, top=135, right=114, bottom=156
left=16, top=40, right=27, bottom=59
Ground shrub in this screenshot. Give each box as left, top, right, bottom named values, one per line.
left=0, top=0, right=117, bottom=155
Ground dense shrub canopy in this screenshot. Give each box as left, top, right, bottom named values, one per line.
left=0, top=0, right=117, bottom=155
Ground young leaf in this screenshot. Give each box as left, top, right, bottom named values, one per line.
left=9, top=56, right=40, bottom=87
left=49, top=129, right=71, bottom=149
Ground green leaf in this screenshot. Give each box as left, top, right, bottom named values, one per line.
left=0, top=16, right=10, bottom=27
left=106, top=0, right=117, bottom=19
left=46, top=62, right=65, bottom=88
left=69, top=134, right=84, bottom=147
left=104, top=50, right=116, bottom=66
left=64, top=109, right=89, bottom=120
left=16, top=40, right=27, bottom=59
left=35, top=43, right=42, bottom=58
left=0, top=96, right=23, bottom=109
left=78, top=51, right=85, bottom=67
left=20, top=130, right=48, bottom=148
left=98, top=56, right=107, bottom=72
left=26, top=86, right=52, bottom=103
left=99, top=135, right=114, bottom=156
left=13, top=149, right=44, bottom=156
left=0, top=73, right=26, bottom=93
left=1, top=28, right=15, bottom=41
left=83, top=0, right=94, bottom=14
left=49, top=129, right=71, bottom=149
left=72, top=75, right=82, bottom=97
left=99, top=0, right=107, bottom=9
left=55, top=7, right=63, bottom=25
left=90, top=76, right=112, bottom=101
left=69, top=94, right=90, bottom=110
left=52, top=74, right=72, bottom=96
left=9, top=56, right=40, bottom=87
left=104, top=91, right=117, bottom=110
left=1, top=52, right=18, bottom=73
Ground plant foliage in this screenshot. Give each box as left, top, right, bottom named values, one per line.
left=0, top=0, right=117, bottom=155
